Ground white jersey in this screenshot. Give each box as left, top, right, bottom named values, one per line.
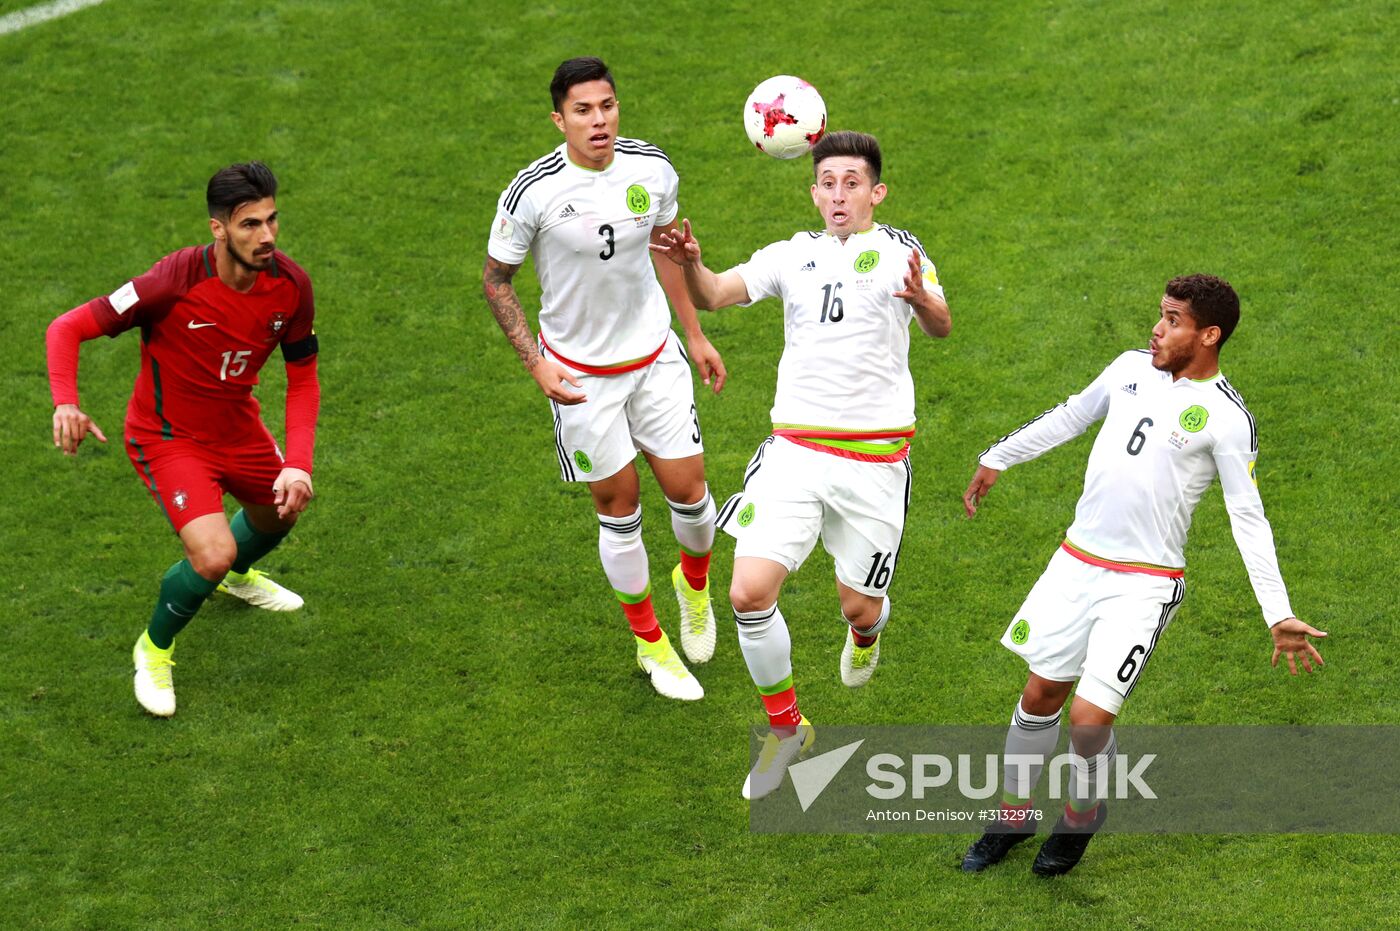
left=733, top=225, right=944, bottom=435
left=488, top=138, right=679, bottom=369
left=980, top=350, right=1295, bottom=625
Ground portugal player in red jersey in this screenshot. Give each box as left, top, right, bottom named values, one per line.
left=45, top=162, right=321, bottom=718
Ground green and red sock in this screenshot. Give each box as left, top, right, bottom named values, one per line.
left=618, top=588, right=662, bottom=643
left=679, top=548, right=710, bottom=592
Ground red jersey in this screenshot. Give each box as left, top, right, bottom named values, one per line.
left=86, top=244, right=318, bottom=447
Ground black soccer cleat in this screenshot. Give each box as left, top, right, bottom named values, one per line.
left=961, top=823, right=1037, bottom=872
left=1031, top=802, right=1108, bottom=877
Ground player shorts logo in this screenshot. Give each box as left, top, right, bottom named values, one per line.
left=625, top=185, right=650, bottom=214
left=172, top=489, right=188, bottom=512
left=1011, top=619, right=1030, bottom=645
left=854, top=250, right=880, bottom=273
left=573, top=450, right=593, bottom=473
left=1179, top=405, right=1209, bottom=433
left=737, top=503, right=756, bottom=527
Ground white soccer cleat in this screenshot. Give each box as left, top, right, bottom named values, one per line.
left=217, top=568, right=304, bottom=611
left=840, top=628, right=881, bottom=688
left=133, top=631, right=176, bottom=718
left=635, top=631, right=704, bottom=701
left=672, top=564, right=716, bottom=664
left=743, top=717, right=815, bottom=800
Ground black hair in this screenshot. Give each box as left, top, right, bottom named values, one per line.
left=206, top=162, right=278, bottom=220
left=811, top=130, right=882, bottom=183
left=1166, top=274, right=1240, bottom=347
left=550, top=57, right=615, bottom=111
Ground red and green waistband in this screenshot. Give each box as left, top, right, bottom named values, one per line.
left=1061, top=539, right=1184, bottom=578
left=773, top=424, right=915, bottom=463
left=540, top=334, right=667, bottom=375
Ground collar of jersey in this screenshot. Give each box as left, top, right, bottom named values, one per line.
left=563, top=145, right=613, bottom=174
left=1170, top=369, right=1223, bottom=386
left=821, top=225, right=876, bottom=240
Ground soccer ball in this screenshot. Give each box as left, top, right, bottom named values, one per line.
left=743, top=76, right=827, bottom=159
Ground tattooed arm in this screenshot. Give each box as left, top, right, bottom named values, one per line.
left=482, top=256, right=586, bottom=404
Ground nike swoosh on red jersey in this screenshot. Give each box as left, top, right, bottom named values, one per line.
left=187, top=321, right=217, bottom=329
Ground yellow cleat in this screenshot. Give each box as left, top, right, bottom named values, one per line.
left=671, top=564, right=716, bottom=664
left=132, top=631, right=176, bottom=718
left=841, top=628, right=881, bottom=688
left=217, top=568, right=304, bottom=611
left=743, top=716, right=815, bottom=800
left=636, top=631, right=704, bottom=701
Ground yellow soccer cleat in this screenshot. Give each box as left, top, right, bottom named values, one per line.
left=217, top=568, right=304, bottom=612
left=636, top=630, right=704, bottom=701
left=743, top=716, right=815, bottom=800
left=132, top=630, right=176, bottom=718
left=840, top=627, right=881, bottom=688
left=671, top=563, right=716, bottom=664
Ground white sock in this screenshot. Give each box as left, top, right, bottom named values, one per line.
left=1069, top=729, right=1117, bottom=814
left=1002, top=700, right=1062, bottom=801
left=734, top=602, right=792, bottom=691
left=666, top=486, right=715, bottom=558
left=597, top=508, right=648, bottom=597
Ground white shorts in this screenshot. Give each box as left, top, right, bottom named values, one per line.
left=543, top=331, right=703, bottom=482
left=1001, top=547, right=1186, bottom=714
left=717, top=436, right=912, bottom=596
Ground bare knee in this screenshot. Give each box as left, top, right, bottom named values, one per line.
left=1020, top=675, right=1073, bottom=718
left=729, top=581, right=768, bottom=614
left=186, top=539, right=236, bottom=580
left=731, top=573, right=785, bottom=614
left=840, top=594, right=884, bottom=630
left=1067, top=696, right=1116, bottom=753
left=588, top=468, right=642, bottom=518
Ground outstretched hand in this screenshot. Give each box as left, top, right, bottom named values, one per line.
left=52, top=403, right=107, bottom=456
left=963, top=465, right=1001, bottom=518
left=1270, top=618, right=1327, bottom=675
left=648, top=218, right=702, bottom=267
left=892, top=249, right=928, bottom=305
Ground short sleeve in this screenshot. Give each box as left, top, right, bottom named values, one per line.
left=487, top=185, right=539, bottom=266
left=732, top=240, right=789, bottom=306
left=89, top=249, right=195, bottom=337
left=655, top=161, right=680, bottom=227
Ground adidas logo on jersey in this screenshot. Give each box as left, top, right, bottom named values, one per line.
left=557, top=204, right=579, bottom=220
left=799, top=260, right=816, bottom=271
left=1121, top=383, right=1137, bottom=395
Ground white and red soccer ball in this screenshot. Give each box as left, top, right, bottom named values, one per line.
left=743, top=75, right=827, bottom=159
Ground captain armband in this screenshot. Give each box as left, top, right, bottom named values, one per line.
left=281, top=333, right=319, bottom=362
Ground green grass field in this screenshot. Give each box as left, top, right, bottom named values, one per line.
left=3, top=0, right=1398, bottom=926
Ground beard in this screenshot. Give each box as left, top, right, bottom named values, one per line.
left=1151, top=346, right=1189, bottom=374
left=228, top=240, right=273, bottom=272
